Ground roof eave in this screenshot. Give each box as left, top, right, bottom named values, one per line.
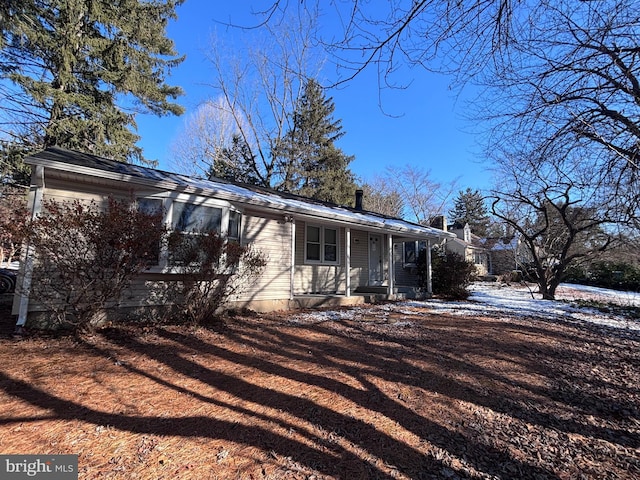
left=26, top=155, right=455, bottom=240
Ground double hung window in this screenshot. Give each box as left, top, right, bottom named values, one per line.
left=227, top=210, right=241, bottom=241
left=135, top=198, right=164, bottom=265
left=136, top=195, right=242, bottom=269
left=305, top=225, right=338, bottom=264
left=403, top=241, right=427, bottom=267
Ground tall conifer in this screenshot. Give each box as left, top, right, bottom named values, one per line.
left=449, top=188, right=490, bottom=236
left=0, top=0, right=184, bottom=166
left=279, top=79, right=356, bottom=205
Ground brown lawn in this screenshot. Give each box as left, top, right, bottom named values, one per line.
left=0, top=296, right=638, bottom=479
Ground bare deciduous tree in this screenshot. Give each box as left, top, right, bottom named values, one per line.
left=361, top=176, right=404, bottom=218
left=491, top=152, right=618, bottom=300
left=389, top=165, right=457, bottom=225
left=480, top=0, right=640, bottom=226
left=362, top=165, right=456, bottom=224
left=258, top=1, right=516, bottom=86
left=172, top=5, right=323, bottom=188
left=171, top=97, right=249, bottom=179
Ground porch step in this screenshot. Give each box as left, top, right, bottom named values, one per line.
left=354, top=286, right=388, bottom=294
left=395, top=286, right=424, bottom=299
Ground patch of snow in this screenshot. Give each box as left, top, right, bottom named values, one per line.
left=287, top=309, right=359, bottom=324
left=556, top=283, right=640, bottom=307
left=285, top=283, right=640, bottom=334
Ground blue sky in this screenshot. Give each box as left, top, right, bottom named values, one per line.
left=135, top=1, right=493, bottom=193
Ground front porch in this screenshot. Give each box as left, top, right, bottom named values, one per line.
left=233, top=289, right=429, bottom=313
left=292, top=221, right=435, bottom=299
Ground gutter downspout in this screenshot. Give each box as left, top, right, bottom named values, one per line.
left=15, top=165, right=45, bottom=328
left=426, top=239, right=433, bottom=295
left=387, top=234, right=394, bottom=297
left=289, top=219, right=296, bottom=300
left=345, top=228, right=351, bottom=297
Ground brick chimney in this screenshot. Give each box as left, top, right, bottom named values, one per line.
left=355, top=189, right=364, bottom=211
left=430, top=215, right=448, bottom=231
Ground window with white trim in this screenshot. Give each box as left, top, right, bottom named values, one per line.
left=305, top=224, right=339, bottom=264
left=172, top=202, right=222, bottom=233
left=135, top=196, right=242, bottom=268
left=403, top=240, right=427, bottom=267
left=228, top=210, right=241, bottom=241
left=136, top=198, right=164, bottom=265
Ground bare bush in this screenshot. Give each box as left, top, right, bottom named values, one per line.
left=164, top=230, right=267, bottom=325
left=0, top=186, right=28, bottom=267
left=24, top=197, right=164, bottom=331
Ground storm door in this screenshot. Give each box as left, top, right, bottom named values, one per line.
left=368, top=234, right=384, bottom=285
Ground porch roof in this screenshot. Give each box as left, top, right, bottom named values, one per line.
left=26, top=147, right=455, bottom=241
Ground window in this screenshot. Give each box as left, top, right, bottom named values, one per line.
left=306, top=226, right=321, bottom=261
left=172, top=202, right=222, bottom=233
left=403, top=241, right=427, bottom=266
left=324, top=227, right=337, bottom=262
left=228, top=210, right=241, bottom=240
left=136, top=198, right=164, bottom=265
left=305, top=225, right=339, bottom=264
left=137, top=198, right=163, bottom=216
left=135, top=196, right=242, bottom=269
left=404, top=242, right=417, bottom=266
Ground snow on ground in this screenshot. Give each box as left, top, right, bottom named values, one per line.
left=453, top=282, right=639, bottom=331
left=287, top=282, right=640, bottom=334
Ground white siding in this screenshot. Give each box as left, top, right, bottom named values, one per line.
left=349, top=229, right=369, bottom=289
left=236, top=210, right=292, bottom=301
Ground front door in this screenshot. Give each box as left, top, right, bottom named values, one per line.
left=369, top=234, right=384, bottom=285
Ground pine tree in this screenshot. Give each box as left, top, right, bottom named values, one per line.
left=0, top=0, right=184, bottom=167
left=278, top=79, right=356, bottom=205
left=449, top=188, right=490, bottom=236
left=210, top=134, right=263, bottom=186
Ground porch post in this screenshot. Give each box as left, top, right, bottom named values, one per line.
left=387, top=234, right=394, bottom=296
left=289, top=220, right=296, bottom=300
left=345, top=227, right=351, bottom=297
left=426, top=239, right=433, bottom=294
left=16, top=165, right=45, bottom=327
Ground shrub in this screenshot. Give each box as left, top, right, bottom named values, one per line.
left=418, top=246, right=477, bottom=299
left=0, top=186, right=29, bottom=266
left=565, top=261, right=640, bottom=292
left=24, top=197, right=164, bottom=331
left=163, top=229, right=267, bottom=325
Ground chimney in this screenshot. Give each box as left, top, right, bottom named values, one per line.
left=430, top=215, right=447, bottom=231
left=355, top=189, right=364, bottom=211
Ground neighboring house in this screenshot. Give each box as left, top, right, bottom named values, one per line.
left=485, top=235, right=534, bottom=276
left=13, top=147, right=454, bottom=326
left=446, top=222, right=490, bottom=276
left=485, top=236, right=521, bottom=275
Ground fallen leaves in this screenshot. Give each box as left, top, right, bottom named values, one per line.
left=0, top=298, right=638, bottom=479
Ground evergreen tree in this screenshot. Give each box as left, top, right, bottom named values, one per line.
left=209, top=134, right=263, bottom=186
left=1, top=142, right=32, bottom=185
left=278, top=79, right=356, bottom=205
left=449, top=188, right=490, bottom=236
left=0, top=0, right=184, bottom=168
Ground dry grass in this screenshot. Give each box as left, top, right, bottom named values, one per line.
left=0, top=300, right=638, bottom=479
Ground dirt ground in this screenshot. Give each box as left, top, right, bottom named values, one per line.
left=0, top=295, right=638, bottom=479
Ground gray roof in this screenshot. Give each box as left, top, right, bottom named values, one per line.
left=27, top=147, right=454, bottom=240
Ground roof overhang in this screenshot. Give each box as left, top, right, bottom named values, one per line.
left=26, top=148, right=455, bottom=242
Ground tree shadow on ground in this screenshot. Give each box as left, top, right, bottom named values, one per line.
left=1, top=306, right=637, bottom=478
